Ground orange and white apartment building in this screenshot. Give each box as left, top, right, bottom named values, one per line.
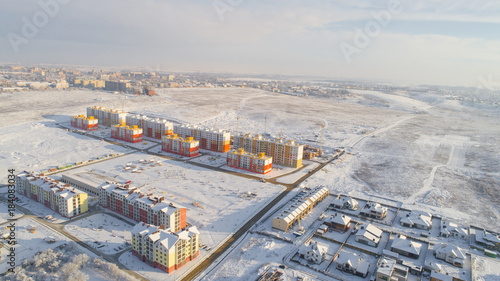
left=70, top=115, right=98, bottom=131
left=174, top=124, right=230, bottom=153
left=233, top=133, right=304, bottom=168
left=99, top=183, right=186, bottom=233
left=144, top=118, right=174, bottom=139
left=86, top=106, right=127, bottom=127
left=161, top=134, right=200, bottom=157
left=111, top=125, right=143, bottom=143
left=132, top=222, right=199, bottom=273
left=226, top=148, right=272, bottom=174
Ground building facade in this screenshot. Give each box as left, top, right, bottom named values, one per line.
left=233, top=133, right=304, bottom=168
left=161, top=134, right=199, bottom=157
left=16, top=171, right=88, bottom=218
left=131, top=222, right=199, bottom=273
left=174, top=124, right=230, bottom=153
left=86, top=106, right=127, bottom=127
left=70, top=115, right=98, bottom=131
left=111, top=125, right=143, bottom=143
left=226, top=148, right=273, bottom=174
left=145, top=118, right=174, bottom=140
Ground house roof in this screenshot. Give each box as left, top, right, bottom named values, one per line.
left=434, top=244, right=465, bottom=260
left=391, top=236, right=422, bottom=256
left=440, top=221, right=467, bottom=236
left=327, top=213, right=351, bottom=226
left=400, top=211, right=432, bottom=228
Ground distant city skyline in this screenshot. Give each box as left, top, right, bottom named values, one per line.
left=1, top=0, right=499, bottom=87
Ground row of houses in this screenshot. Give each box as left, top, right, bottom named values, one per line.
left=15, top=171, right=88, bottom=218
left=226, top=148, right=273, bottom=174
left=131, top=222, right=199, bottom=273
left=233, top=133, right=303, bottom=168
left=272, top=187, right=329, bottom=232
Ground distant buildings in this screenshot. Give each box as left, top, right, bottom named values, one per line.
left=105, top=80, right=130, bottom=92
left=400, top=211, right=432, bottom=230
left=233, top=133, right=304, bottom=168
left=99, top=183, right=186, bottom=233
left=360, top=202, right=388, bottom=220
left=86, top=106, right=127, bottom=127
left=355, top=224, right=383, bottom=247
left=111, top=125, right=143, bottom=143
left=174, top=124, right=230, bottom=153
left=74, top=78, right=105, bottom=89
left=272, top=187, right=328, bottom=232
left=16, top=171, right=88, bottom=218
left=70, top=115, right=98, bottom=131
left=226, top=148, right=273, bottom=174
left=335, top=250, right=370, bottom=277
left=162, top=135, right=199, bottom=157
left=131, top=222, right=199, bottom=273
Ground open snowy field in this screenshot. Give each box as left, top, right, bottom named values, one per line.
left=60, top=152, right=285, bottom=249
left=472, top=255, right=500, bottom=281
left=64, top=214, right=132, bottom=255
left=0, top=201, right=23, bottom=224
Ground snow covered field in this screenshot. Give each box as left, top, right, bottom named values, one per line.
left=472, top=255, right=500, bottom=281
left=0, top=201, right=23, bottom=223
left=64, top=214, right=132, bottom=255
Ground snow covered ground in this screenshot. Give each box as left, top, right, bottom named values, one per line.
left=64, top=214, right=132, bottom=255
left=472, top=255, right=500, bottom=281
left=0, top=201, right=23, bottom=223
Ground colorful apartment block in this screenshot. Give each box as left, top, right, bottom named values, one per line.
left=145, top=118, right=174, bottom=139
left=233, top=133, right=304, bottom=168
left=15, top=171, right=88, bottom=218
left=161, top=134, right=199, bottom=157
left=174, top=124, right=230, bottom=152
left=111, top=125, right=143, bottom=143
left=86, top=106, right=127, bottom=127
left=227, top=148, right=272, bottom=174
left=70, top=115, right=98, bottom=131
left=126, top=114, right=150, bottom=129
left=99, top=184, right=186, bottom=233
left=131, top=222, right=199, bottom=273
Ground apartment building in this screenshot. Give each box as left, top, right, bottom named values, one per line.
left=145, top=118, right=174, bottom=139
left=99, top=184, right=186, bottom=233
left=174, top=124, right=230, bottom=153
left=74, top=78, right=105, bottom=88
left=111, top=125, right=143, bottom=143
left=131, top=222, right=199, bottom=273
left=86, top=106, right=127, bottom=127
left=70, top=115, right=98, bottom=131
left=233, top=133, right=304, bottom=168
left=126, top=114, right=150, bottom=129
left=15, top=171, right=88, bottom=218
left=226, top=148, right=272, bottom=174
left=105, top=80, right=130, bottom=92
left=161, top=134, right=199, bottom=157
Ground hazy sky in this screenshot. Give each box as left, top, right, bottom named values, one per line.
left=1, top=0, right=499, bottom=86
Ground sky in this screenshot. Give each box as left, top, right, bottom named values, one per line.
left=0, top=0, right=499, bottom=87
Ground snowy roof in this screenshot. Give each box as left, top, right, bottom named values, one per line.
left=376, top=258, right=396, bottom=276
left=326, top=213, right=351, bottom=226
left=434, top=244, right=465, bottom=260
left=131, top=222, right=159, bottom=236
left=331, top=196, right=358, bottom=208
left=362, top=202, right=387, bottom=213
left=430, top=271, right=454, bottom=281
left=440, top=221, right=467, bottom=236
left=357, top=224, right=382, bottom=240
left=400, top=211, right=432, bottom=228
left=391, top=236, right=422, bottom=256
left=336, top=251, right=359, bottom=266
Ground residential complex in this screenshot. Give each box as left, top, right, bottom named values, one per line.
left=70, top=115, right=98, bottom=131
left=226, top=148, right=273, bottom=174
left=15, top=171, right=89, bottom=218
left=233, top=133, right=304, bottom=168
left=111, top=125, right=143, bottom=143
left=86, top=106, right=127, bottom=127
left=174, top=124, right=230, bottom=152
left=131, top=222, right=199, bottom=273
left=126, top=114, right=150, bottom=129
left=144, top=118, right=174, bottom=139
left=105, top=80, right=131, bottom=92
left=99, top=183, right=186, bottom=233
left=74, top=78, right=105, bottom=88
left=272, top=186, right=329, bottom=232
left=161, top=134, right=200, bottom=157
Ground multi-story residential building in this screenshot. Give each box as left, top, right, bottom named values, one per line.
left=174, top=124, right=230, bottom=153
left=272, top=186, right=329, bottom=232
left=145, top=118, right=174, bottom=139
left=126, top=114, right=150, bottom=129
left=226, top=148, right=272, bottom=174
left=131, top=222, right=199, bottom=273
left=161, top=134, right=199, bottom=157
left=74, top=78, right=105, bottom=88
left=99, top=184, right=186, bottom=233
left=15, top=171, right=88, bottom=218
left=86, top=106, right=127, bottom=127
left=70, top=115, right=98, bottom=131
left=111, top=125, right=143, bottom=143
left=233, top=133, right=304, bottom=168
left=105, top=80, right=130, bottom=92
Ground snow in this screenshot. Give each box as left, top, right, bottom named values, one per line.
left=0, top=201, right=23, bottom=223
left=64, top=214, right=132, bottom=255
left=472, top=255, right=500, bottom=281
left=276, top=162, right=319, bottom=184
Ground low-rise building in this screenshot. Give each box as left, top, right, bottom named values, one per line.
left=70, top=115, right=98, bottom=131
left=16, top=171, right=88, bottom=218
left=335, top=251, right=370, bottom=277
left=331, top=196, right=358, bottom=210
left=375, top=258, right=408, bottom=281
left=298, top=241, right=327, bottom=264
left=440, top=221, right=468, bottom=239
left=390, top=235, right=422, bottom=259
left=360, top=202, right=387, bottom=220
left=475, top=230, right=500, bottom=250
left=433, top=244, right=465, bottom=268
left=324, top=213, right=351, bottom=233
left=162, top=134, right=199, bottom=157
left=131, top=222, right=199, bottom=273
left=355, top=224, right=383, bottom=247
left=226, top=148, right=273, bottom=174
left=400, top=211, right=432, bottom=230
